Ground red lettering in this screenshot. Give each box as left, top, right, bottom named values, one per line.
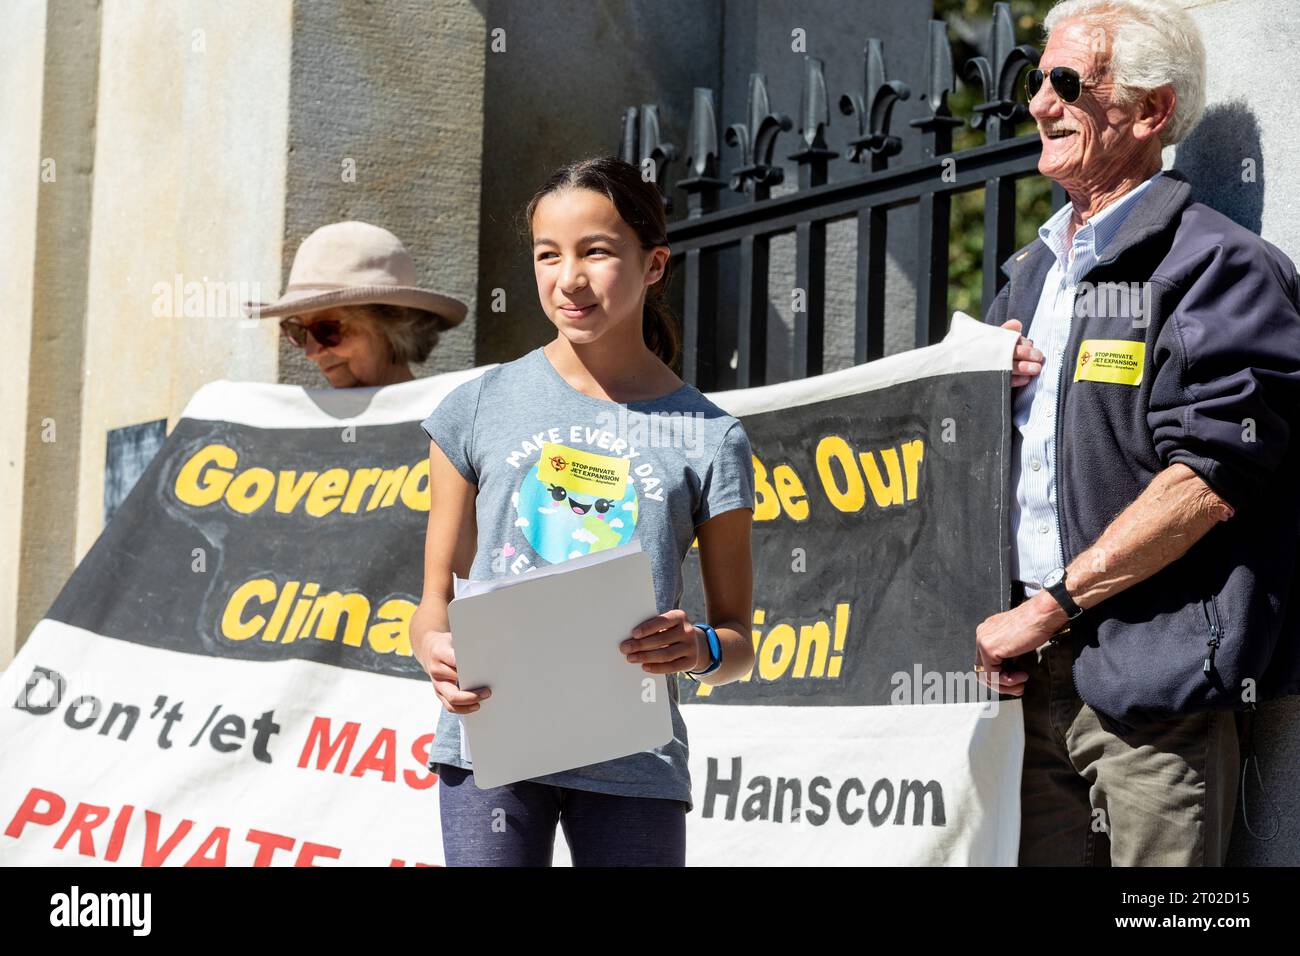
left=298, top=716, right=360, bottom=772
left=350, top=727, right=397, bottom=782
left=187, top=826, right=231, bottom=866
left=52, top=802, right=110, bottom=857
left=3, top=785, right=355, bottom=867
left=403, top=733, right=438, bottom=791
left=104, top=805, right=134, bottom=863
left=246, top=828, right=296, bottom=866
left=141, top=809, right=193, bottom=866
left=3, top=787, right=65, bottom=837
left=295, top=841, right=342, bottom=867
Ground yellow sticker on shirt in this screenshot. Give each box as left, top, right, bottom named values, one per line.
left=1073, top=339, right=1145, bottom=385
left=537, top=442, right=630, bottom=500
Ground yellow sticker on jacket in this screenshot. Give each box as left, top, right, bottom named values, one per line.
left=537, top=442, right=630, bottom=500
left=1074, top=339, right=1145, bottom=385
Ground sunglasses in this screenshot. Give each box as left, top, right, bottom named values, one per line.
left=280, top=317, right=345, bottom=349
left=1025, top=66, right=1095, bottom=104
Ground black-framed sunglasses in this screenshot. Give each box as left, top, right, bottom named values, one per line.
left=280, top=317, right=345, bottom=349
left=1026, top=66, right=1090, bottom=104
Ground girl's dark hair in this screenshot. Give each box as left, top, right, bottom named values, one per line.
left=523, top=156, right=678, bottom=370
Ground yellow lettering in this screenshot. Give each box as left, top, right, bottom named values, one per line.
left=816, top=436, right=866, bottom=512
left=177, top=453, right=427, bottom=518
left=305, top=591, right=371, bottom=646
left=306, top=468, right=350, bottom=517
left=758, top=623, right=797, bottom=680
left=341, top=468, right=384, bottom=514
left=367, top=466, right=409, bottom=510
left=221, top=578, right=275, bottom=640
left=860, top=448, right=904, bottom=507
left=275, top=470, right=318, bottom=513
left=174, top=444, right=237, bottom=507
left=226, top=467, right=276, bottom=515
left=282, top=583, right=320, bottom=643
left=369, top=599, right=416, bottom=655
left=902, top=439, right=924, bottom=501
left=400, top=459, right=430, bottom=512
left=262, top=580, right=299, bottom=642
left=751, top=455, right=781, bottom=521
left=772, top=464, right=809, bottom=520
left=794, top=620, right=830, bottom=677
left=828, top=602, right=849, bottom=677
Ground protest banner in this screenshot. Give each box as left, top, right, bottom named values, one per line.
left=0, top=315, right=1020, bottom=866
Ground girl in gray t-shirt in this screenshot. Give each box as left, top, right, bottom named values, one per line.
left=410, top=156, right=756, bottom=866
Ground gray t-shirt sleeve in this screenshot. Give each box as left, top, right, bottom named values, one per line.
left=420, top=377, right=483, bottom=485
left=694, top=419, right=755, bottom=525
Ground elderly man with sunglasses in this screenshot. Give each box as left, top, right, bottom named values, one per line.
left=976, top=0, right=1300, bottom=866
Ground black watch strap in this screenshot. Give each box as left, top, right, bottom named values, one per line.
left=1045, top=574, right=1083, bottom=620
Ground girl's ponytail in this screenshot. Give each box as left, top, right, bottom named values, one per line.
left=524, top=156, right=680, bottom=371
left=641, top=262, right=679, bottom=369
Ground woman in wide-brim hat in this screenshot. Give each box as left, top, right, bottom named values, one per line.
left=243, top=221, right=468, bottom=388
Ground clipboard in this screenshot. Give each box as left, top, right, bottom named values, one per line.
left=446, top=540, right=674, bottom=789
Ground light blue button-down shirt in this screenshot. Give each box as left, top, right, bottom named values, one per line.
left=1011, top=171, right=1162, bottom=589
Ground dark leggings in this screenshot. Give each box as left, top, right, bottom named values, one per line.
left=434, top=764, right=687, bottom=866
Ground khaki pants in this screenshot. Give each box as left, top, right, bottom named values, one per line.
left=1015, top=638, right=1241, bottom=866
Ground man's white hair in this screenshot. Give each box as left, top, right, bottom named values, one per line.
left=1044, top=0, right=1206, bottom=145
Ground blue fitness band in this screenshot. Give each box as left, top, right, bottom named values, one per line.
left=685, top=622, right=722, bottom=680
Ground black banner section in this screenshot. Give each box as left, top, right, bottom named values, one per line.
left=681, top=371, right=1010, bottom=706
left=47, top=366, right=1008, bottom=700
left=47, top=418, right=431, bottom=681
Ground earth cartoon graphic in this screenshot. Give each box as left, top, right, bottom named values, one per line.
left=515, top=460, right=639, bottom=563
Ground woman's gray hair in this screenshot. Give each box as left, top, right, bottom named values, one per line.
left=1044, top=0, right=1206, bottom=146
left=340, top=304, right=442, bottom=365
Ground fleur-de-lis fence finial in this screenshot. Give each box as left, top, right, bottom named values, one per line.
left=725, top=73, right=793, bottom=199
left=840, top=38, right=911, bottom=172
left=909, top=19, right=964, bottom=156
left=618, top=104, right=678, bottom=210
left=619, top=106, right=638, bottom=165
left=964, top=1, right=1040, bottom=140
left=790, top=56, right=838, bottom=187
left=678, top=88, right=726, bottom=218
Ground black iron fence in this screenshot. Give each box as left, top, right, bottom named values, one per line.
left=619, top=2, right=1067, bottom=390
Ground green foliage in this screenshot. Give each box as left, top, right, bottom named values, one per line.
left=935, top=0, right=1056, bottom=318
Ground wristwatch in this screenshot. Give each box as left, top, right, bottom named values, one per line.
left=1042, top=567, right=1084, bottom=620
left=685, top=623, right=722, bottom=680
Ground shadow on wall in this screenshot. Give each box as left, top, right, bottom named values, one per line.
left=1173, top=101, right=1264, bottom=235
